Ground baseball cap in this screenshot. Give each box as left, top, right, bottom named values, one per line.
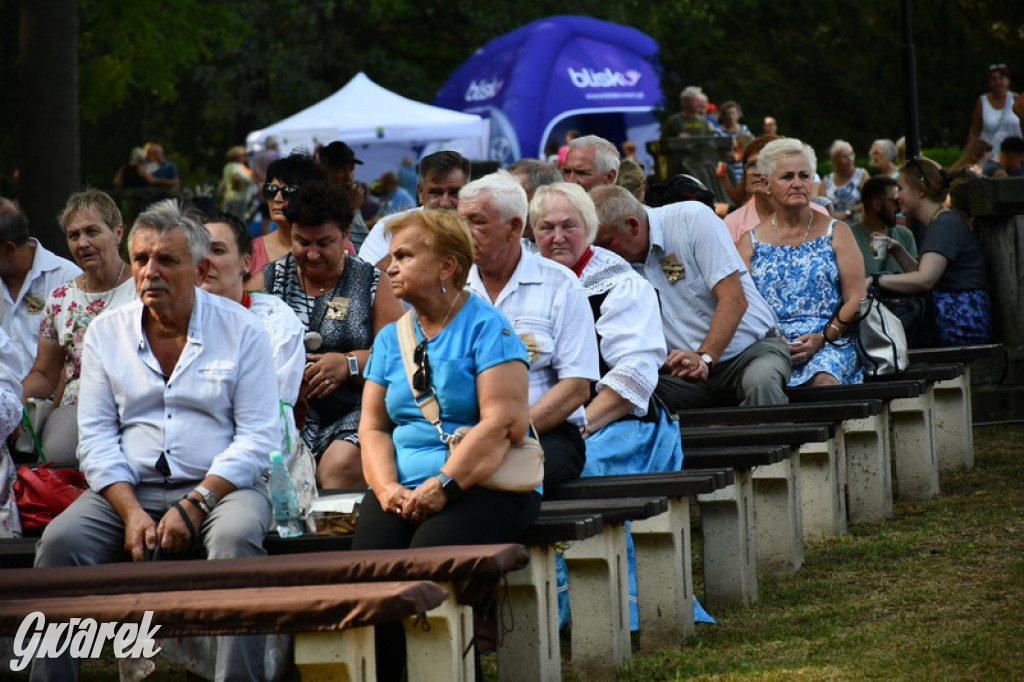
left=319, top=141, right=364, bottom=166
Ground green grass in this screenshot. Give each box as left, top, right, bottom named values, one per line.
left=600, top=423, right=1024, bottom=682
left=11, top=425, right=1023, bottom=681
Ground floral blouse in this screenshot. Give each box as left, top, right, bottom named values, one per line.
left=39, top=278, right=137, bottom=405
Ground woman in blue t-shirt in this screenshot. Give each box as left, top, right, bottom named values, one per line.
left=352, top=208, right=538, bottom=680
left=867, top=157, right=992, bottom=346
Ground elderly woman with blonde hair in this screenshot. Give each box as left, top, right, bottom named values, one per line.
left=737, top=138, right=866, bottom=386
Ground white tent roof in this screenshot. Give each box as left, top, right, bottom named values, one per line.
left=246, top=72, right=487, bottom=154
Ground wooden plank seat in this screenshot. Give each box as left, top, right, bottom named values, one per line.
left=683, top=445, right=791, bottom=469
left=788, top=378, right=938, bottom=504
left=679, top=402, right=886, bottom=545
left=907, top=343, right=1002, bottom=365
left=680, top=422, right=834, bottom=449
left=545, top=470, right=738, bottom=639
left=0, top=581, right=448, bottom=681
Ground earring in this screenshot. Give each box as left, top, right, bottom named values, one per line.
left=440, top=279, right=447, bottom=295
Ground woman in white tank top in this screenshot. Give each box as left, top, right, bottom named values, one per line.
left=966, top=64, right=1021, bottom=155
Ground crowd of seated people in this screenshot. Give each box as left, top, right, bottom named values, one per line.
left=1, top=115, right=1005, bottom=679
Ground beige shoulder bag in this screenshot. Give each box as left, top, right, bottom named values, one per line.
left=396, top=312, right=543, bottom=493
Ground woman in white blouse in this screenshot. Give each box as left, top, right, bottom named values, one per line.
left=200, top=210, right=306, bottom=456
left=531, top=181, right=683, bottom=631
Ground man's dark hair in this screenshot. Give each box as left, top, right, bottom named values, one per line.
left=418, top=151, right=471, bottom=184
left=861, top=175, right=898, bottom=212
left=283, top=180, right=353, bottom=233
left=265, top=151, right=331, bottom=187
left=0, top=198, right=30, bottom=246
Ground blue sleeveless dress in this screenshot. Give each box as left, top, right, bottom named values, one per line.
left=750, top=220, right=862, bottom=386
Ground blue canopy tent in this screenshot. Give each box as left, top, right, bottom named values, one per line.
left=433, top=16, right=663, bottom=167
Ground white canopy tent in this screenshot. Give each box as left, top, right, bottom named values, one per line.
left=246, top=72, right=488, bottom=180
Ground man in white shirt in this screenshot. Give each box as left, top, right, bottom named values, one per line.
left=460, top=171, right=599, bottom=486
left=563, top=134, right=621, bottom=191
left=33, top=200, right=281, bottom=681
left=358, top=151, right=471, bottom=267
left=591, top=184, right=791, bottom=409
left=0, top=199, right=82, bottom=380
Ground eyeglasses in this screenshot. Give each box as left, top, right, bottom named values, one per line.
left=989, top=63, right=1007, bottom=71
left=413, top=339, right=431, bottom=393
left=263, top=183, right=298, bottom=201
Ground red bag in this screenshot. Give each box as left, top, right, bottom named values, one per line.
left=12, top=464, right=88, bottom=530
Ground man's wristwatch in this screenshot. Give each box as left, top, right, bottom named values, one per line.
left=194, top=485, right=219, bottom=512
left=346, top=354, right=360, bottom=378
left=434, top=472, right=463, bottom=500
left=698, top=352, right=714, bottom=371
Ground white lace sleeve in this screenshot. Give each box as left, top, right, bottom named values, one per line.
left=594, top=274, right=667, bottom=416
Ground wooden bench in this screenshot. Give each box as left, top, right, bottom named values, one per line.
left=0, top=580, right=448, bottom=680
left=789, top=379, right=934, bottom=511
left=0, top=544, right=530, bottom=682
left=679, top=401, right=886, bottom=542
left=909, top=344, right=1004, bottom=471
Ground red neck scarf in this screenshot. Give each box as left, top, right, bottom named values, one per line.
left=570, top=247, right=595, bottom=278
left=240, top=291, right=252, bottom=309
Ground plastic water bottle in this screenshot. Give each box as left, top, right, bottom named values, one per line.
left=268, top=450, right=304, bottom=537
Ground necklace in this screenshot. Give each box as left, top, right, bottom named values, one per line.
left=417, top=290, right=463, bottom=341
left=928, top=205, right=948, bottom=224
left=298, top=256, right=347, bottom=352
left=771, top=211, right=813, bottom=246
left=82, top=260, right=125, bottom=306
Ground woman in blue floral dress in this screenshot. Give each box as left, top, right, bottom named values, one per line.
left=737, top=139, right=866, bottom=386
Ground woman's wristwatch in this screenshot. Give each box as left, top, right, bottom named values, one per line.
left=434, top=472, right=463, bottom=500
left=346, top=354, right=359, bottom=378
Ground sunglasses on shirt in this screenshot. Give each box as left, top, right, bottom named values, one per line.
left=263, top=183, right=298, bottom=201
left=413, top=339, right=431, bottom=393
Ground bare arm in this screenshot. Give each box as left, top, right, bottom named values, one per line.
left=21, top=338, right=65, bottom=402
left=358, top=380, right=412, bottom=514
left=881, top=237, right=919, bottom=272
left=530, top=377, right=590, bottom=435
left=966, top=99, right=983, bottom=149
left=583, top=388, right=635, bottom=434
left=872, top=252, right=948, bottom=295
left=405, top=360, right=530, bottom=519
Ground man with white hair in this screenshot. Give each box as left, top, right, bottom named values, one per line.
left=591, top=184, right=790, bottom=409
left=661, top=86, right=714, bottom=138
left=563, top=134, right=621, bottom=191
left=459, top=171, right=599, bottom=486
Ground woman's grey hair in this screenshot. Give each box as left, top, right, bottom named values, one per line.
left=871, top=139, right=898, bottom=162
left=529, top=182, right=599, bottom=246
left=130, top=199, right=210, bottom=264
left=829, top=139, right=854, bottom=161
left=758, top=138, right=818, bottom=181
left=568, top=135, right=622, bottom=176
left=58, top=188, right=122, bottom=235
left=458, top=170, right=529, bottom=225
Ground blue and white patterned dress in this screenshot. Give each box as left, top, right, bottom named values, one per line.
left=750, top=220, right=863, bottom=386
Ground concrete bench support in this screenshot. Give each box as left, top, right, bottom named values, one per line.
left=843, top=411, right=893, bottom=523
left=697, top=469, right=756, bottom=608
left=561, top=524, right=632, bottom=679
left=890, top=392, right=939, bottom=501
left=630, top=496, right=695, bottom=648
left=406, top=584, right=474, bottom=682
left=798, top=429, right=847, bottom=541
left=498, top=545, right=561, bottom=682
left=294, top=628, right=376, bottom=681
left=931, top=369, right=975, bottom=472
left=751, top=453, right=804, bottom=574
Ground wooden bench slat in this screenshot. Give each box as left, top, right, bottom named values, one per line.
left=545, top=470, right=731, bottom=500
left=676, top=400, right=883, bottom=427
left=0, top=581, right=448, bottom=636
left=681, top=423, right=833, bottom=448
left=908, top=343, right=1002, bottom=364
left=540, top=497, right=669, bottom=525
left=786, top=379, right=927, bottom=402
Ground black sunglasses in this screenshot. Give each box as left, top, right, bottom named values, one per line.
left=413, top=339, right=431, bottom=393
left=263, top=183, right=298, bottom=201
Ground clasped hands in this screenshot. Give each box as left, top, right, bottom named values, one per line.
left=377, top=480, right=446, bottom=524
left=665, top=349, right=710, bottom=382
left=125, top=502, right=204, bottom=561
left=305, top=352, right=351, bottom=399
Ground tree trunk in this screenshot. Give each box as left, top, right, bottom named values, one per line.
left=19, top=0, right=78, bottom=259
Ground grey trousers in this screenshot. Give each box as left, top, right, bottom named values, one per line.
left=656, top=334, right=791, bottom=410
left=31, top=482, right=272, bottom=682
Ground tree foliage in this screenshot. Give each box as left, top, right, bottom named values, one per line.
left=1, top=0, right=1021, bottom=197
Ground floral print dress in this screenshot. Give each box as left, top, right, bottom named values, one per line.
left=40, top=278, right=137, bottom=405
left=750, top=220, right=863, bottom=386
